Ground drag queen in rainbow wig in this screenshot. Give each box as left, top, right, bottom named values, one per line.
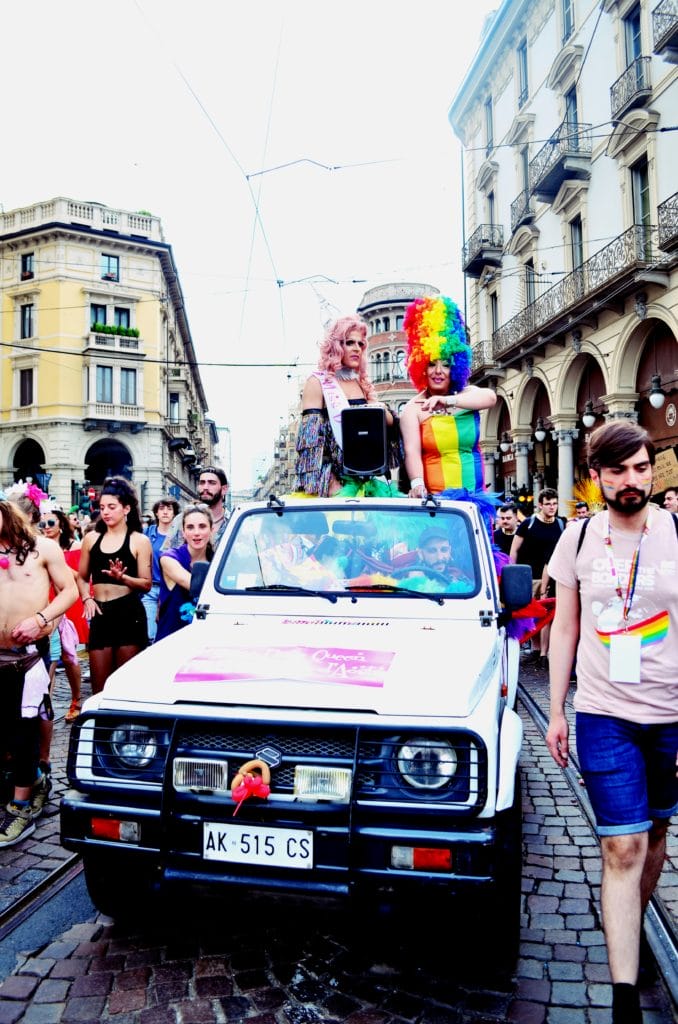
left=399, top=295, right=497, bottom=498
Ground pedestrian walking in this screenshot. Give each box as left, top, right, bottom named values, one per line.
left=0, top=498, right=78, bottom=847
left=77, top=476, right=152, bottom=694
left=545, top=420, right=678, bottom=1024
left=142, top=496, right=179, bottom=642
left=510, top=487, right=566, bottom=667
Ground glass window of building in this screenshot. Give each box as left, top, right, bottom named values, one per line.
left=20, top=253, right=34, bottom=280
left=570, top=214, right=584, bottom=269
left=517, top=39, right=528, bottom=107
left=121, top=368, right=137, bottom=406
left=485, top=97, right=494, bottom=154
left=90, top=303, right=106, bottom=327
left=114, top=307, right=130, bottom=329
left=624, top=4, right=642, bottom=64
left=525, top=259, right=536, bottom=306
left=393, top=350, right=405, bottom=379
left=101, top=254, right=119, bottom=282
left=562, top=0, right=574, bottom=43
left=20, top=303, right=34, bottom=339
left=96, top=365, right=113, bottom=403
left=19, top=368, right=33, bottom=407
left=169, top=392, right=180, bottom=423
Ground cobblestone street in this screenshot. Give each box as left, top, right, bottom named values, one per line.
left=0, top=659, right=675, bottom=1023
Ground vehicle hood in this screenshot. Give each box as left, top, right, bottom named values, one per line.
left=98, top=613, right=499, bottom=719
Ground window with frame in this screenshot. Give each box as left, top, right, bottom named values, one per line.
left=114, top=307, right=130, bottom=329
left=120, top=368, right=137, bottom=406
left=101, top=254, right=119, bottom=282
left=19, top=368, right=34, bottom=407
left=169, top=392, right=180, bottom=423
left=525, top=259, right=536, bottom=306
left=490, top=292, right=500, bottom=334
left=517, top=39, right=529, bottom=108
left=90, top=303, right=106, bottom=327
left=393, top=349, right=405, bottom=380
left=624, top=4, right=642, bottom=64
left=382, top=351, right=390, bottom=381
left=20, top=253, right=34, bottom=280
left=20, top=303, right=34, bottom=340
left=631, top=155, right=651, bottom=256
left=383, top=316, right=390, bottom=332
left=96, top=365, right=113, bottom=403
left=562, top=0, right=574, bottom=43
left=375, top=353, right=382, bottom=382
left=487, top=191, right=496, bottom=227
left=565, top=86, right=578, bottom=127
left=485, top=97, right=494, bottom=155
left=570, top=214, right=584, bottom=269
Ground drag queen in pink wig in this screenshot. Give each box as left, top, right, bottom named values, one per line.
left=294, top=315, right=393, bottom=496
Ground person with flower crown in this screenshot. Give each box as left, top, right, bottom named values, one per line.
left=294, top=315, right=394, bottom=496
left=399, top=296, right=497, bottom=498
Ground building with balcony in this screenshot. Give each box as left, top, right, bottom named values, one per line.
left=449, top=0, right=678, bottom=509
left=0, top=197, right=216, bottom=511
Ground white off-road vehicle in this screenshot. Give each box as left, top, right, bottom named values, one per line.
left=61, top=495, right=531, bottom=962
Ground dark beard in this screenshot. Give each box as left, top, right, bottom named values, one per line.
left=200, top=494, right=222, bottom=509
left=605, top=489, right=651, bottom=515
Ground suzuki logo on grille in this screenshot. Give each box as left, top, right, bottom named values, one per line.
left=255, top=745, right=282, bottom=768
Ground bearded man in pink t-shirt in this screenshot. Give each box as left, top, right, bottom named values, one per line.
left=546, top=420, right=678, bottom=1024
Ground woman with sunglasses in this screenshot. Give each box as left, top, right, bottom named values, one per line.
left=38, top=510, right=84, bottom=722
left=77, top=477, right=152, bottom=693
left=294, top=315, right=394, bottom=496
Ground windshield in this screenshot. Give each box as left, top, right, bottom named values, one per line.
left=215, top=505, right=480, bottom=598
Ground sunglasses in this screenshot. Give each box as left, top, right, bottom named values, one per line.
left=39, top=518, right=58, bottom=529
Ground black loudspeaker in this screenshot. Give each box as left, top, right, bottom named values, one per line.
left=341, top=406, right=387, bottom=477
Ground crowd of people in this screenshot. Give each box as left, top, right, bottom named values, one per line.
left=0, top=465, right=229, bottom=850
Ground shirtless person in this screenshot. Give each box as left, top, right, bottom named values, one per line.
left=0, top=499, right=78, bottom=847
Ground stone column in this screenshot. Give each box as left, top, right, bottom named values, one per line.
left=513, top=437, right=533, bottom=492
left=551, top=428, right=579, bottom=516
left=480, top=443, right=498, bottom=490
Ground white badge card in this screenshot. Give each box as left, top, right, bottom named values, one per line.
left=608, top=633, right=641, bottom=684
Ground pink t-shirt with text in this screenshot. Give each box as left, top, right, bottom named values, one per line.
left=548, top=509, right=678, bottom=723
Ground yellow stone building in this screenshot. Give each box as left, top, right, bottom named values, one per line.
left=0, top=198, right=216, bottom=511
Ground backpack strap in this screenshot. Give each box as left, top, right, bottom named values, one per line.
left=575, top=515, right=591, bottom=557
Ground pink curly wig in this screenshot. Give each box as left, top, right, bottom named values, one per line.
left=317, top=316, right=376, bottom=402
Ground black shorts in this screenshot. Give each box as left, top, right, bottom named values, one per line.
left=88, top=593, right=148, bottom=652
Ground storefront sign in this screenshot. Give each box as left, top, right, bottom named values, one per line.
left=652, top=446, right=678, bottom=494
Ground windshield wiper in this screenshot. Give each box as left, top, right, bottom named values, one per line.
left=245, top=583, right=337, bottom=604
left=343, top=583, right=444, bottom=605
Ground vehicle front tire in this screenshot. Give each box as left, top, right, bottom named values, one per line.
left=83, top=853, right=158, bottom=920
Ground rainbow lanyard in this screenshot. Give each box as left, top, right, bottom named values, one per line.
left=603, top=510, right=651, bottom=624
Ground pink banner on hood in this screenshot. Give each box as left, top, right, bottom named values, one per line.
left=174, top=645, right=394, bottom=688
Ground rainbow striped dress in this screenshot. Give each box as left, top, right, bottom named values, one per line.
left=421, top=409, right=484, bottom=494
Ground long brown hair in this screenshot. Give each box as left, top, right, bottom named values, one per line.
left=0, top=500, right=38, bottom=565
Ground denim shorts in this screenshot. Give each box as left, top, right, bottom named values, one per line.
left=576, top=712, right=678, bottom=836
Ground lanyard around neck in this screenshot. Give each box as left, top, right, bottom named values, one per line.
left=603, top=510, right=651, bottom=622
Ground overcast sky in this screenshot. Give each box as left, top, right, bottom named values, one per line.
left=1, top=0, right=498, bottom=488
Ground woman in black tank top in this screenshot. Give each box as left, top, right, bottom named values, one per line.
left=77, top=476, right=152, bottom=693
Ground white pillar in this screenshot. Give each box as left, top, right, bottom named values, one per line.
left=553, top=428, right=579, bottom=517
left=514, top=441, right=533, bottom=491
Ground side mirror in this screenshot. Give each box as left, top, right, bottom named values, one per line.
left=189, top=560, right=210, bottom=604
left=500, top=563, right=533, bottom=610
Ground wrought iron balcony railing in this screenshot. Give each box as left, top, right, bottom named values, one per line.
left=510, top=188, right=535, bottom=233
left=610, top=56, right=652, bottom=120
left=492, top=224, right=668, bottom=360
left=528, top=118, right=592, bottom=201
left=652, top=0, right=678, bottom=57
left=462, top=223, right=504, bottom=277
left=470, top=341, right=495, bottom=373
left=658, top=192, right=678, bottom=251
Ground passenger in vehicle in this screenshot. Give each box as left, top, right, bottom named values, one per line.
left=294, top=315, right=393, bottom=496
left=399, top=296, right=496, bottom=498
left=156, top=504, right=214, bottom=640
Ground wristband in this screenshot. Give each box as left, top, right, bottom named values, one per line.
left=36, top=611, right=49, bottom=627
left=410, top=477, right=424, bottom=490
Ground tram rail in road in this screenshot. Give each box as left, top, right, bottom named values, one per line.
left=519, top=682, right=678, bottom=1009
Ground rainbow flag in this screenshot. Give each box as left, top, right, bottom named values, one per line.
left=422, top=410, right=483, bottom=493
left=596, top=609, right=669, bottom=648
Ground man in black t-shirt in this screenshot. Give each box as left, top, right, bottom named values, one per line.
left=509, top=488, right=566, bottom=664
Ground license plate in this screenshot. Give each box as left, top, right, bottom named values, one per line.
left=203, top=822, right=313, bottom=869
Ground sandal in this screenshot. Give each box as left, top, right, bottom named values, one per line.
left=65, top=700, right=82, bottom=723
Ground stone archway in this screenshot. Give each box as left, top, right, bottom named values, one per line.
left=13, top=438, right=46, bottom=487
left=84, top=439, right=134, bottom=486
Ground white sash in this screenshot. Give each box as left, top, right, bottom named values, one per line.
left=314, top=371, right=349, bottom=449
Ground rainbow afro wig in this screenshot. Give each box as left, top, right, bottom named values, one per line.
left=403, top=295, right=471, bottom=394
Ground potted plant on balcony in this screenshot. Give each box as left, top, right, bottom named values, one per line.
left=102, top=272, right=117, bottom=282
left=20, top=271, right=34, bottom=281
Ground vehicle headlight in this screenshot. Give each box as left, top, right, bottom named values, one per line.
left=110, top=724, right=157, bottom=768
left=396, top=738, right=457, bottom=790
